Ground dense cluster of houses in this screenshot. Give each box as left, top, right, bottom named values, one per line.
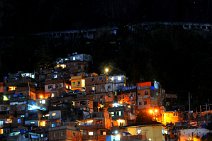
left=0, top=53, right=180, bottom=141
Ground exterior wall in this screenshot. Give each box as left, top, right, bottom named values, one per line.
left=71, top=76, right=85, bottom=90
left=108, top=106, right=125, bottom=120
left=48, top=126, right=82, bottom=141
left=118, top=92, right=136, bottom=105
left=85, top=75, right=107, bottom=95
left=137, top=88, right=151, bottom=109
left=45, top=82, right=64, bottom=93
left=126, top=125, right=164, bottom=141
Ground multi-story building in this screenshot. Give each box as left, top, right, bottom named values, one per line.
left=136, top=81, right=164, bottom=110
left=48, top=122, right=82, bottom=141
left=78, top=108, right=111, bottom=141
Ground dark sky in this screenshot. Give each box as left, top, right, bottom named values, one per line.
left=0, top=0, right=212, bottom=34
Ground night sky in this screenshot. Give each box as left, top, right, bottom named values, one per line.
left=1, top=0, right=212, bottom=34
left=0, top=0, right=212, bottom=106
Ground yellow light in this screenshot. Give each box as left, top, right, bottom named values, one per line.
left=0, top=129, right=3, bottom=134
left=117, top=119, right=125, bottom=123
left=8, top=86, right=16, bottom=91
left=3, top=95, right=9, bottom=101
left=86, top=120, right=93, bottom=123
left=149, top=109, right=153, bottom=114
left=81, top=79, right=85, bottom=87
left=154, top=109, right=158, bottom=113
left=39, top=95, right=43, bottom=99
left=104, top=67, right=109, bottom=74
left=40, top=121, right=46, bottom=127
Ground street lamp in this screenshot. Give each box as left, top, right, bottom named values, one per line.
left=104, top=67, right=110, bottom=75
left=148, top=108, right=159, bottom=121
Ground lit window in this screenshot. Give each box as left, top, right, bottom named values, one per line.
left=73, top=57, right=75, bottom=60
left=0, top=129, right=3, bottom=134
left=137, top=129, right=141, bottom=134
left=3, top=95, right=9, bottom=101
left=92, top=86, right=95, bottom=91
left=17, top=118, right=21, bottom=123
left=52, top=123, right=56, bottom=128
left=118, top=111, right=122, bottom=116
left=30, top=121, right=35, bottom=124
left=110, top=112, right=114, bottom=117
left=41, top=100, right=45, bottom=104
left=51, top=93, right=55, bottom=97
left=103, top=132, right=106, bottom=135
left=52, top=113, right=56, bottom=116
left=88, top=132, right=93, bottom=135
left=0, top=121, right=3, bottom=127
left=81, top=79, right=85, bottom=87
left=111, top=77, right=114, bottom=81
left=8, top=86, right=16, bottom=91
left=54, top=74, right=58, bottom=78
left=60, top=64, right=66, bottom=69
left=118, top=76, right=121, bottom=81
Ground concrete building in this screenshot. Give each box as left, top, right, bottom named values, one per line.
left=48, top=122, right=82, bottom=141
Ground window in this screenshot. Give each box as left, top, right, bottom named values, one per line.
left=92, top=86, right=95, bottom=91
left=41, top=100, right=45, bottom=104
left=61, top=131, right=65, bottom=136
left=88, top=132, right=93, bottom=135
left=144, top=101, right=147, bottom=105
left=0, top=121, right=3, bottom=127
left=118, top=76, right=121, bottom=81
left=145, top=91, right=148, bottom=95
left=17, top=118, right=21, bottom=123
left=51, top=93, right=55, bottom=97
left=48, top=85, right=53, bottom=90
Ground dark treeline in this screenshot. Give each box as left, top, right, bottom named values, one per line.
left=1, top=0, right=212, bottom=34
left=0, top=27, right=212, bottom=107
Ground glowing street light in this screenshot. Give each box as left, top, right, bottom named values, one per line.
left=104, top=67, right=110, bottom=75
left=148, top=108, right=159, bottom=121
